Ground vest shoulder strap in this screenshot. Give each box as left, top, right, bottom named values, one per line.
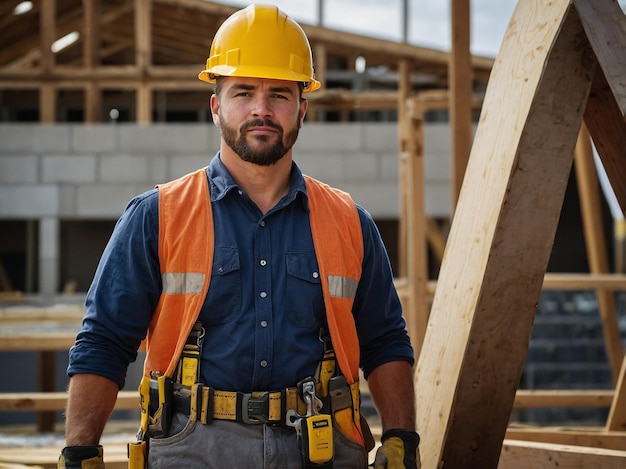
left=144, top=168, right=213, bottom=377
left=304, top=176, right=363, bottom=383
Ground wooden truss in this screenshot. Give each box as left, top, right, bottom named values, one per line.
left=411, top=0, right=626, bottom=467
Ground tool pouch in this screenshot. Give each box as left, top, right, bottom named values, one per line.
left=148, top=374, right=174, bottom=438
left=314, top=334, right=374, bottom=453
left=327, top=375, right=374, bottom=452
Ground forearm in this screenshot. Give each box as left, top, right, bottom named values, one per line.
left=367, top=360, right=415, bottom=432
left=64, top=373, right=119, bottom=446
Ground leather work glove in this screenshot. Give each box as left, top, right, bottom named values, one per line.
left=372, top=429, right=421, bottom=469
left=58, top=445, right=105, bottom=469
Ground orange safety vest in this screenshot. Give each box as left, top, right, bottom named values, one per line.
left=143, top=167, right=364, bottom=387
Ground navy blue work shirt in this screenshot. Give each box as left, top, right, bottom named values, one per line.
left=68, top=154, right=413, bottom=392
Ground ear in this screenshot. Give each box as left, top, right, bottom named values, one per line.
left=210, top=93, right=220, bottom=127
left=299, top=99, right=308, bottom=127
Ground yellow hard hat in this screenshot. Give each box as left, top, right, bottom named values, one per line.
left=198, top=4, right=321, bottom=92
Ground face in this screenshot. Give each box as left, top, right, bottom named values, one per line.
left=211, top=77, right=307, bottom=166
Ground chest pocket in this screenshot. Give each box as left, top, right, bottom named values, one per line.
left=285, top=252, right=324, bottom=329
left=205, top=245, right=241, bottom=325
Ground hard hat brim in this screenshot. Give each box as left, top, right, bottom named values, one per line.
left=198, top=67, right=321, bottom=92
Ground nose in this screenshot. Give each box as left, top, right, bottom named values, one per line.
left=251, top=93, right=273, bottom=117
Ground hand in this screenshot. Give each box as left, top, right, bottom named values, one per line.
left=58, top=445, right=105, bottom=469
left=372, top=429, right=421, bottom=469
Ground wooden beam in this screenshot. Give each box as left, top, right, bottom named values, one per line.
left=415, top=1, right=596, bottom=466
left=0, top=391, right=138, bottom=412
left=425, top=218, right=446, bottom=265
left=0, top=1, right=24, bottom=18
left=39, top=0, right=56, bottom=123
left=513, top=390, right=614, bottom=408
left=39, top=83, right=55, bottom=123
left=398, top=59, right=411, bottom=280
left=584, top=67, right=626, bottom=216
left=505, top=427, right=626, bottom=451
left=541, top=273, right=626, bottom=290
left=154, top=0, right=238, bottom=18
left=606, top=357, right=626, bottom=431
left=83, top=0, right=100, bottom=68
left=449, top=0, right=473, bottom=209
left=499, top=439, right=626, bottom=469
left=404, top=77, right=430, bottom=357
left=574, top=125, right=623, bottom=382
left=136, top=83, right=152, bottom=124
left=135, top=0, right=151, bottom=71
left=575, top=0, right=626, bottom=214
left=39, top=0, right=55, bottom=73
left=85, top=82, right=102, bottom=122
left=427, top=273, right=626, bottom=296
left=36, top=352, right=55, bottom=432
left=84, top=0, right=102, bottom=122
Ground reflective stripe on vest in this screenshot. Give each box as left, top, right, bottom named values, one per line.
left=162, top=272, right=205, bottom=295
left=328, top=275, right=358, bottom=300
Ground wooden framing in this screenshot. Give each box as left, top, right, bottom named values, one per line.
left=0, top=0, right=494, bottom=123
left=413, top=0, right=626, bottom=467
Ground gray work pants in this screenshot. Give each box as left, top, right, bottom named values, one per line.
left=148, top=412, right=368, bottom=468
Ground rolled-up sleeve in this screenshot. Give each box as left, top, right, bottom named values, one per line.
left=67, top=190, right=162, bottom=388
left=353, top=206, right=414, bottom=379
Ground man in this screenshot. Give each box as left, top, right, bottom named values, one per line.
left=59, top=4, right=419, bottom=468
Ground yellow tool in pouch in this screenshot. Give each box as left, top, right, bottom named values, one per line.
left=289, top=378, right=334, bottom=468
left=175, top=321, right=204, bottom=387
left=180, top=351, right=199, bottom=387
left=300, top=413, right=334, bottom=466
left=316, top=348, right=336, bottom=397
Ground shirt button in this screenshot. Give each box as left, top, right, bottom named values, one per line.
left=260, top=259, right=267, bottom=266
left=259, top=220, right=266, bottom=227
left=260, top=360, right=268, bottom=368
left=237, top=189, right=243, bottom=196
left=260, top=320, right=268, bottom=328
left=312, top=271, right=319, bottom=279
left=260, top=291, right=267, bottom=298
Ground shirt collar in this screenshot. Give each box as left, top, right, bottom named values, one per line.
left=207, top=152, right=310, bottom=211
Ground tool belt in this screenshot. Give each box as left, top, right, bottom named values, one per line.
left=128, top=323, right=374, bottom=468
left=151, top=381, right=310, bottom=426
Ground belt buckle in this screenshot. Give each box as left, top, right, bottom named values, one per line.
left=242, top=392, right=269, bottom=424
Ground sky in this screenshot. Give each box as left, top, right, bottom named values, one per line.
left=218, top=0, right=626, bottom=58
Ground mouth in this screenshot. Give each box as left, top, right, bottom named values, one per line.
left=241, top=119, right=281, bottom=136
left=246, top=126, right=277, bottom=135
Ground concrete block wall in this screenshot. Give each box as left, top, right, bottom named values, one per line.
left=0, top=122, right=453, bottom=295
left=0, top=122, right=453, bottom=219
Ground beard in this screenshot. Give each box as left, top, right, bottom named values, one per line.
left=220, top=114, right=300, bottom=166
